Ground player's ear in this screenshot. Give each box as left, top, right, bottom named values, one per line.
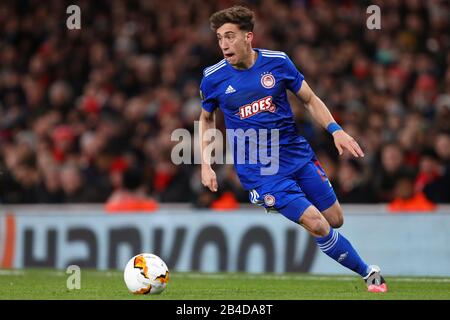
left=245, top=31, right=253, bottom=43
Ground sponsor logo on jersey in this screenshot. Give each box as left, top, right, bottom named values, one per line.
left=264, top=194, right=276, bottom=207
left=261, top=73, right=276, bottom=89
left=225, top=85, right=236, bottom=94
left=237, top=96, right=276, bottom=119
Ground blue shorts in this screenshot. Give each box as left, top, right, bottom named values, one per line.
left=248, top=158, right=337, bottom=223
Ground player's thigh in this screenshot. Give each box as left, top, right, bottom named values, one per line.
left=275, top=194, right=314, bottom=224
left=295, top=159, right=337, bottom=213
left=249, top=178, right=311, bottom=223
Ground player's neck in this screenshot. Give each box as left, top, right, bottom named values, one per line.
left=233, top=48, right=257, bottom=70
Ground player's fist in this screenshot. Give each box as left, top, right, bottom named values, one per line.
left=201, top=165, right=218, bottom=192
left=332, top=130, right=365, bottom=158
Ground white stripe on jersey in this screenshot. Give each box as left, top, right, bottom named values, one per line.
left=204, top=63, right=226, bottom=77
left=204, top=59, right=225, bottom=72
left=260, top=49, right=286, bottom=56
left=261, top=53, right=287, bottom=59
left=204, top=63, right=224, bottom=75
left=204, top=60, right=226, bottom=76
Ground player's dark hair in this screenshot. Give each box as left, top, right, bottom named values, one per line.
left=209, top=6, right=255, bottom=32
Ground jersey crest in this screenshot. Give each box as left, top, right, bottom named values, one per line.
left=261, top=73, right=276, bottom=89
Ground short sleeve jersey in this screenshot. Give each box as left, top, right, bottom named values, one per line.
left=200, top=48, right=314, bottom=190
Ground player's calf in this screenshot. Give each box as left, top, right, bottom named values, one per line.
left=280, top=199, right=385, bottom=292
left=300, top=205, right=372, bottom=282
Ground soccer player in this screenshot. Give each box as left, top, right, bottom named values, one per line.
left=198, top=6, right=387, bottom=292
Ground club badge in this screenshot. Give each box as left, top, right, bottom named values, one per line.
left=261, top=73, right=275, bottom=89
left=264, top=194, right=276, bottom=206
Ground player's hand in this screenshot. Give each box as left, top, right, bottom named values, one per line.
left=332, top=130, right=365, bottom=158
left=201, top=165, right=218, bottom=192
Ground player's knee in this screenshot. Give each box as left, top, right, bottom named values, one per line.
left=309, top=218, right=330, bottom=237
left=331, top=215, right=344, bottom=228
left=328, top=205, right=344, bottom=228
left=300, top=206, right=331, bottom=237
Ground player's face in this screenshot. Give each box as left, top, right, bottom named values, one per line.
left=216, top=23, right=252, bottom=67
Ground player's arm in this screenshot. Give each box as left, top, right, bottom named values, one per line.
left=296, top=81, right=364, bottom=157
left=199, top=108, right=218, bottom=192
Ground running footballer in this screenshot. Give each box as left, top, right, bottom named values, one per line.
left=198, top=6, right=387, bottom=292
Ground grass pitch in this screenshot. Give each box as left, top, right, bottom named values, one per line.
left=0, top=269, right=449, bottom=300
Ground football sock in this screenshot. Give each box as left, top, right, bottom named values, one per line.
left=315, top=227, right=369, bottom=277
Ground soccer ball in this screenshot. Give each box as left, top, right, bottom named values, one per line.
left=123, top=253, right=170, bottom=295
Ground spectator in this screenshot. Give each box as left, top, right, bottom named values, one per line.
left=424, top=132, right=450, bottom=202
left=59, top=164, right=95, bottom=203
left=37, top=165, right=64, bottom=203
left=335, top=159, right=376, bottom=203
left=388, top=174, right=436, bottom=212
left=105, top=166, right=158, bottom=212
left=414, top=149, right=442, bottom=194
left=372, top=143, right=415, bottom=202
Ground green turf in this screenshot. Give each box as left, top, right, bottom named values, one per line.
left=0, top=269, right=449, bottom=300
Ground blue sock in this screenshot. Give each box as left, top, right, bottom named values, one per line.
left=315, top=228, right=369, bottom=277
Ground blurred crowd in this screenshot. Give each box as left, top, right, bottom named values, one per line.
left=0, top=0, right=449, bottom=206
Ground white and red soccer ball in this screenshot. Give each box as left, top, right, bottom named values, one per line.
left=123, top=253, right=170, bottom=295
